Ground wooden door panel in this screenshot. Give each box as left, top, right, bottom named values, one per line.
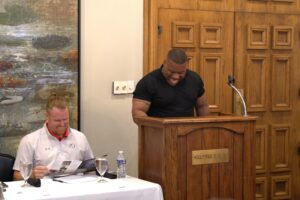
left=236, top=0, right=300, bottom=14
left=200, top=53, right=222, bottom=112
left=235, top=12, right=300, bottom=199
left=172, top=21, right=197, bottom=48
left=245, top=54, right=269, bottom=112
left=270, top=124, right=291, bottom=172
left=158, top=0, right=197, bottom=10
left=157, top=0, right=234, bottom=11
left=256, top=176, right=268, bottom=200
left=200, top=23, right=224, bottom=49
left=247, top=25, right=270, bottom=50
left=234, top=13, right=270, bottom=103
left=271, top=55, right=292, bottom=111
left=256, top=125, right=268, bottom=173
left=271, top=175, right=292, bottom=199
left=272, top=26, right=294, bottom=50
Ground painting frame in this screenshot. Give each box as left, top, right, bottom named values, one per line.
left=0, top=0, right=80, bottom=155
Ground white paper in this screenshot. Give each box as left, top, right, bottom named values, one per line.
left=62, top=160, right=82, bottom=172
left=54, top=175, right=98, bottom=184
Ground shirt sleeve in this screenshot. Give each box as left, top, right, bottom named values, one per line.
left=82, top=135, right=94, bottom=160
left=13, top=135, right=34, bottom=171
left=133, top=77, right=154, bottom=102
left=84, top=142, right=94, bottom=160
left=196, top=74, right=205, bottom=97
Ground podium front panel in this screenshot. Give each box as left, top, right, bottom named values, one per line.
left=137, top=116, right=256, bottom=200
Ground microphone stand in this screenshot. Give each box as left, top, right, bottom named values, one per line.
left=227, top=75, right=248, bottom=117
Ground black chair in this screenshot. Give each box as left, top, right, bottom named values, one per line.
left=0, top=153, right=15, bottom=182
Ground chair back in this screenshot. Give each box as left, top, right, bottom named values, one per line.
left=0, top=153, right=15, bottom=182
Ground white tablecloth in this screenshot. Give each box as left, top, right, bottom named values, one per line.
left=3, top=175, right=164, bottom=200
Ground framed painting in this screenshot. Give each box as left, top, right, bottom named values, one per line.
left=0, top=0, right=80, bottom=155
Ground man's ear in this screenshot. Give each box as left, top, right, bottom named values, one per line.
left=45, top=111, right=49, bottom=122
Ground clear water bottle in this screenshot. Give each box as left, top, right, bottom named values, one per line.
left=116, top=150, right=126, bottom=178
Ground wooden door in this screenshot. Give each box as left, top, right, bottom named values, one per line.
left=144, top=0, right=300, bottom=199
left=235, top=12, right=300, bottom=200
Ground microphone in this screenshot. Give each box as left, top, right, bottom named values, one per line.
left=227, top=75, right=248, bottom=116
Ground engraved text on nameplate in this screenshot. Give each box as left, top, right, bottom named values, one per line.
left=192, top=148, right=229, bottom=165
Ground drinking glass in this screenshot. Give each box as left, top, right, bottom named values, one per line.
left=95, top=157, right=108, bottom=182
left=19, top=161, right=33, bottom=187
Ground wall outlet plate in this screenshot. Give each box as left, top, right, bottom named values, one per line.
left=112, top=80, right=135, bottom=94
left=113, top=81, right=127, bottom=94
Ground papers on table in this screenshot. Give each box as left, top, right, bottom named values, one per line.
left=53, top=175, right=98, bottom=184
left=61, top=160, right=82, bottom=172
left=48, top=158, right=96, bottom=178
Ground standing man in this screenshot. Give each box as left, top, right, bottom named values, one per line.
left=132, top=48, right=210, bottom=122
left=13, top=94, right=94, bottom=180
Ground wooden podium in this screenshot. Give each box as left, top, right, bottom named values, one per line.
left=136, top=115, right=256, bottom=200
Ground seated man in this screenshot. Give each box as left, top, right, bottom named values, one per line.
left=13, top=94, right=94, bottom=180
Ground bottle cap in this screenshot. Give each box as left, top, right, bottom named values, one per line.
left=119, top=150, right=123, bottom=154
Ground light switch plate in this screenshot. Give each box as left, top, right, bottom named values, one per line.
left=113, top=80, right=135, bottom=94
left=113, top=81, right=126, bottom=94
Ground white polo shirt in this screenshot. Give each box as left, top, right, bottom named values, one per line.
left=13, top=124, right=94, bottom=171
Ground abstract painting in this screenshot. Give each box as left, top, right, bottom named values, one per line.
left=0, top=0, right=80, bottom=155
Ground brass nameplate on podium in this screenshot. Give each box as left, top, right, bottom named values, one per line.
left=192, top=148, right=229, bottom=165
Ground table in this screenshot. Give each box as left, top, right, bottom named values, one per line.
left=3, top=175, right=164, bottom=200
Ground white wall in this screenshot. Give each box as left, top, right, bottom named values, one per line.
left=81, top=0, right=143, bottom=176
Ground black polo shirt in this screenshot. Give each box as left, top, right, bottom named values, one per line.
left=133, top=66, right=205, bottom=117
